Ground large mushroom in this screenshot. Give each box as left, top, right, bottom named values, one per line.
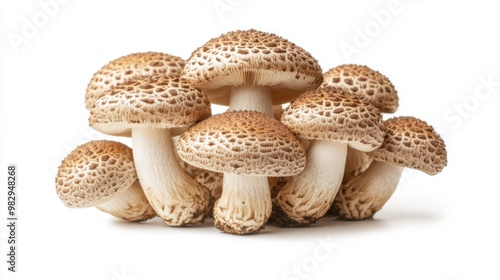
left=333, top=116, right=448, bottom=220
left=85, top=52, right=185, bottom=110
left=321, top=64, right=399, bottom=182
left=177, top=111, right=306, bottom=234
left=181, top=29, right=323, bottom=116
left=89, top=75, right=212, bottom=226
left=272, top=86, right=385, bottom=227
left=55, top=140, right=156, bottom=221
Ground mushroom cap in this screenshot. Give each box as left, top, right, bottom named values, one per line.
left=181, top=29, right=323, bottom=106
left=89, top=75, right=212, bottom=136
left=55, top=140, right=137, bottom=208
left=321, top=64, right=398, bottom=113
left=281, top=86, right=385, bottom=152
left=367, top=116, right=448, bottom=175
left=85, top=52, right=186, bottom=110
left=177, top=110, right=306, bottom=176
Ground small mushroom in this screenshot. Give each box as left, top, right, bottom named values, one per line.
left=89, top=75, right=212, bottom=226
left=333, top=116, right=448, bottom=220
left=85, top=52, right=185, bottom=110
left=181, top=29, right=323, bottom=116
left=321, top=64, right=399, bottom=182
left=177, top=111, right=306, bottom=235
left=177, top=104, right=289, bottom=208
left=55, top=140, right=156, bottom=221
left=272, top=86, right=385, bottom=227
left=321, top=64, right=399, bottom=113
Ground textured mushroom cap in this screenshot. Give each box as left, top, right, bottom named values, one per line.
left=85, top=52, right=186, bottom=110
left=89, top=76, right=212, bottom=136
left=181, top=29, right=323, bottom=105
left=281, top=86, right=385, bottom=152
left=321, top=64, right=398, bottom=113
left=177, top=111, right=306, bottom=176
left=55, top=140, right=137, bottom=208
left=367, top=116, right=448, bottom=175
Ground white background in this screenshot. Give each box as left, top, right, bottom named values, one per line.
left=1, top=0, right=499, bottom=279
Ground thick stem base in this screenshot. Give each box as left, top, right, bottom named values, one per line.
left=214, top=174, right=271, bottom=235
left=273, top=140, right=347, bottom=226
left=132, top=128, right=211, bottom=226
left=333, top=161, right=404, bottom=220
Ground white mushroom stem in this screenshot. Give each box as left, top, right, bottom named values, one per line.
left=229, top=86, right=273, bottom=116
left=132, top=127, right=211, bottom=226
left=96, top=180, right=156, bottom=222
left=275, top=140, right=347, bottom=225
left=213, top=173, right=272, bottom=235
left=334, top=160, right=404, bottom=220
left=343, top=147, right=373, bottom=183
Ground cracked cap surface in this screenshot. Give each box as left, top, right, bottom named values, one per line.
left=281, top=86, right=385, bottom=152
left=368, top=116, right=448, bottom=175
left=321, top=64, right=398, bottom=113
left=181, top=29, right=323, bottom=105
left=55, top=140, right=137, bottom=208
left=177, top=110, right=306, bottom=176
left=85, top=52, right=185, bottom=110
left=89, top=75, right=212, bottom=136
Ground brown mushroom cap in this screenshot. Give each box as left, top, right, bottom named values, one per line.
left=181, top=29, right=323, bottom=105
left=55, top=140, right=137, bottom=208
left=85, top=52, right=186, bottom=110
left=367, top=116, right=448, bottom=175
left=177, top=110, right=306, bottom=176
left=281, top=86, right=385, bottom=152
left=89, top=75, right=211, bottom=137
left=321, top=64, right=398, bottom=113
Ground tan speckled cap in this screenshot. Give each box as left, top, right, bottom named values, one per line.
left=55, top=140, right=137, bottom=208
left=321, top=64, right=398, bottom=113
left=368, top=116, right=448, bottom=175
left=281, top=86, right=385, bottom=152
left=85, top=52, right=185, bottom=110
left=181, top=29, right=323, bottom=105
left=177, top=111, right=306, bottom=176
left=89, top=75, right=211, bottom=137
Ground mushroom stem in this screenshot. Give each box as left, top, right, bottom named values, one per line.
left=334, top=160, right=404, bottom=220
left=132, top=127, right=211, bottom=226
left=96, top=180, right=156, bottom=222
left=214, top=173, right=272, bottom=235
left=229, top=86, right=273, bottom=116
left=274, top=140, right=347, bottom=226
left=343, top=147, right=373, bottom=183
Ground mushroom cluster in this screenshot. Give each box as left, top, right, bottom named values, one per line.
left=55, top=29, right=447, bottom=235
